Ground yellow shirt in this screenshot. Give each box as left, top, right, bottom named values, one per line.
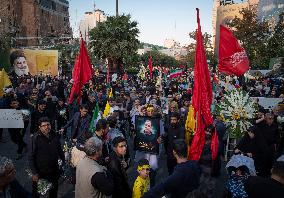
left=132, top=176, right=150, bottom=198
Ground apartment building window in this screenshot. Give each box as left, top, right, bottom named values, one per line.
left=63, top=6, right=68, bottom=12
left=51, top=1, right=56, bottom=11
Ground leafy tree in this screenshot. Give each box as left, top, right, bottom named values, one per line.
left=266, top=13, right=284, bottom=59
left=0, top=33, right=12, bottom=71
left=46, top=39, right=80, bottom=75
left=181, top=31, right=217, bottom=70
left=89, top=14, right=140, bottom=73
left=226, top=7, right=270, bottom=69
left=140, top=50, right=180, bottom=68
left=139, top=42, right=166, bottom=50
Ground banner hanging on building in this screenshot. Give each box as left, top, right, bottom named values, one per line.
left=10, top=49, right=58, bottom=76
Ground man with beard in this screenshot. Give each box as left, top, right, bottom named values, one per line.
left=9, top=50, right=30, bottom=87
left=163, top=112, right=185, bottom=175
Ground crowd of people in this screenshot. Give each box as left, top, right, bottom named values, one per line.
left=0, top=59, right=284, bottom=198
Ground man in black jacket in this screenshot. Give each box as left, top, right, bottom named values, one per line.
left=30, top=100, right=49, bottom=135
left=256, top=113, right=279, bottom=176
left=29, top=117, right=65, bottom=198
left=108, top=136, right=131, bottom=198
left=60, top=104, right=91, bottom=144
left=163, top=112, right=185, bottom=175
left=143, top=139, right=201, bottom=198
left=244, top=161, right=284, bottom=198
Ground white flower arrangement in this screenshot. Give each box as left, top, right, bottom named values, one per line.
left=26, top=169, right=52, bottom=196
left=277, top=115, right=284, bottom=124
left=137, top=64, right=147, bottom=80
left=216, top=89, right=257, bottom=138
left=59, top=109, right=66, bottom=116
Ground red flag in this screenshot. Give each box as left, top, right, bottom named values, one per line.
left=189, top=9, right=218, bottom=161
left=148, top=55, right=153, bottom=79
left=68, top=38, right=93, bottom=104
left=218, top=25, right=249, bottom=77
left=123, top=73, right=128, bottom=82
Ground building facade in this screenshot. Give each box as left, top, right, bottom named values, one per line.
left=164, top=39, right=181, bottom=49
left=79, top=9, right=107, bottom=43
left=0, top=0, right=72, bottom=47
left=212, top=0, right=259, bottom=53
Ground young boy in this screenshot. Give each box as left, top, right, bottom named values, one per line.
left=132, top=159, right=151, bottom=198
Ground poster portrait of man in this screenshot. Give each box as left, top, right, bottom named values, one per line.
left=134, top=116, right=160, bottom=154
left=10, top=50, right=30, bottom=76
left=10, top=49, right=58, bottom=76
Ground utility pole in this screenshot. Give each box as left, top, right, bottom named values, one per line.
left=116, top=0, right=119, bottom=17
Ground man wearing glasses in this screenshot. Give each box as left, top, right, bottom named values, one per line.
left=29, top=117, right=65, bottom=198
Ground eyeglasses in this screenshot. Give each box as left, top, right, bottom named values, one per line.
left=118, top=144, right=127, bottom=148
left=40, top=123, right=51, bottom=127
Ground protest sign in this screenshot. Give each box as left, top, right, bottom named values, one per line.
left=0, top=109, right=24, bottom=128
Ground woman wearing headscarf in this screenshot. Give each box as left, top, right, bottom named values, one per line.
left=234, top=125, right=269, bottom=176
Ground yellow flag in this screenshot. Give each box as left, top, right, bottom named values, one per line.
left=0, top=69, right=12, bottom=97
left=103, top=101, right=110, bottom=118
left=185, top=105, right=196, bottom=145
left=108, top=88, right=113, bottom=98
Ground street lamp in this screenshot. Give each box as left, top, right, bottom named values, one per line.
left=116, top=0, right=119, bottom=17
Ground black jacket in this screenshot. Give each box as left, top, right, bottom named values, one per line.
left=63, top=112, right=91, bottom=144
left=164, top=125, right=185, bottom=159
left=107, top=151, right=131, bottom=198
left=236, top=133, right=268, bottom=176
left=29, top=132, right=64, bottom=176
left=244, top=176, right=284, bottom=198
left=256, top=121, right=279, bottom=147
left=0, top=179, right=31, bottom=198
left=143, top=160, right=201, bottom=198
left=55, top=104, right=69, bottom=129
